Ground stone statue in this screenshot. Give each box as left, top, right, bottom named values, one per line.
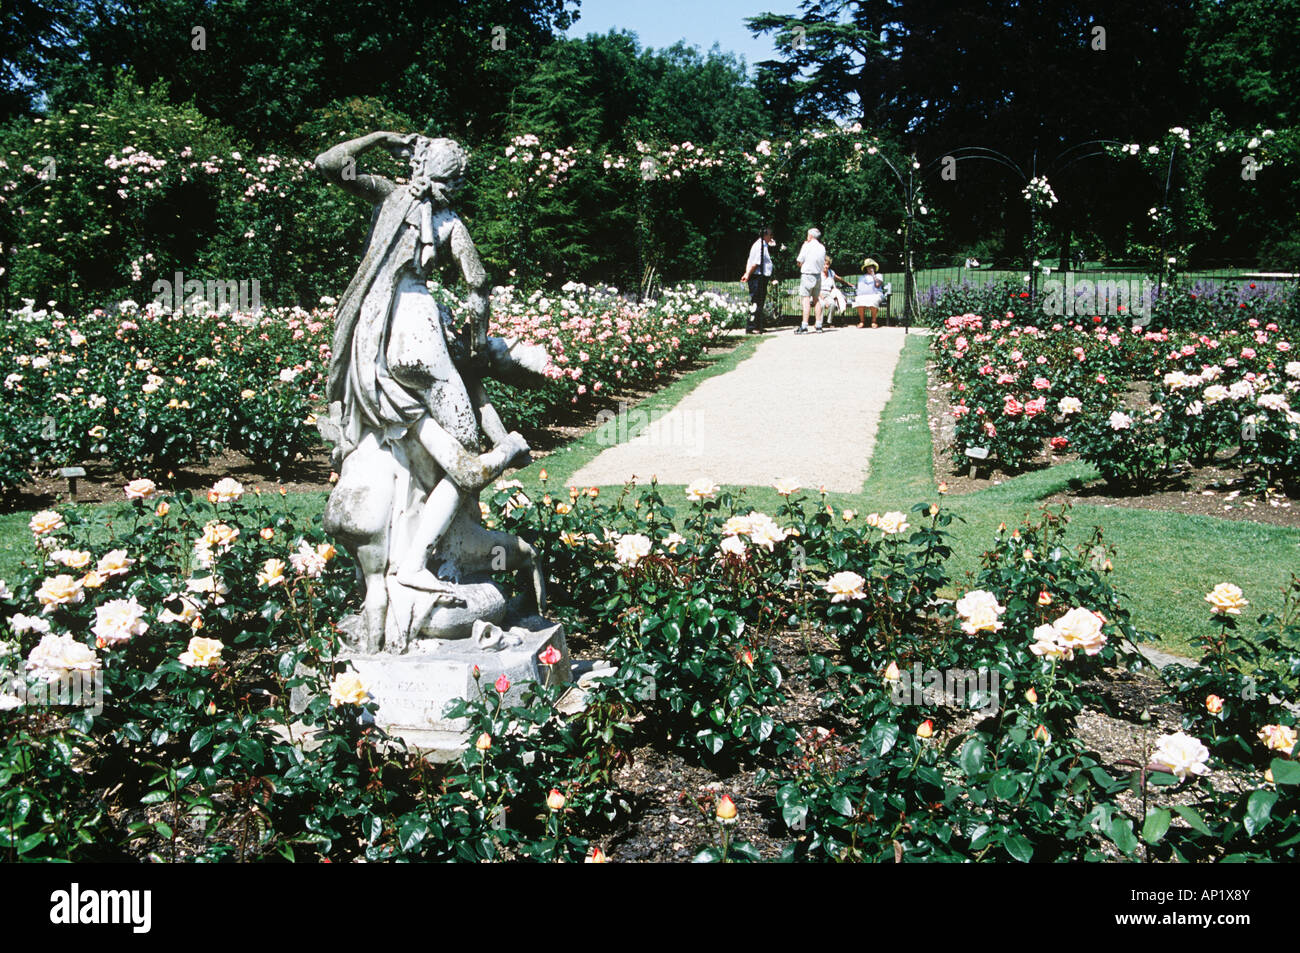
left=313, top=132, right=550, bottom=655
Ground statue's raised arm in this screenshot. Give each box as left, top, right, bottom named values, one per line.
left=313, top=130, right=411, bottom=204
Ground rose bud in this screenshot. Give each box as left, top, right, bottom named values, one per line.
left=916, top=719, right=935, bottom=739
left=546, top=788, right=566, bottom=811
left=883, top=661, right=901, bottom=684
left=1037, top=590, right=1052, bottom=606
left=475, top=732, right=492, bottom=752
left=1205, top=694, right=1224, bottom=714
left=1034, top=724, right=1051, bottom=744
left=716, top=794, right=738, bottom=823
left=585, top=846, right=607, bottom=863
left=1025, top=687, right=1038, bottom=704
left=494, top=673, right=510, bottom=694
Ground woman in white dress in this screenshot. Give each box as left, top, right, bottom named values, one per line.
left=853, top=258, right=888, bottom=328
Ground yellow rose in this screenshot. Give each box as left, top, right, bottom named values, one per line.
left=52, top=549, right=92, bottom=569
left=1258, top=724, right=1298, bottom=754
left=29, top=510, right=65, bottom=536
left=329, top=672, right=368, bottom=706
left=876, top=511, right=910, bottom=535
left=178, top=636, right=224, bottom=668
left=257, top=558, right=287, bottom=588
left=1205, top=583, right=1248, bottom=616
left=96, top=548, right=135, bottom=577
left=36, top=574, right=85, bottom=612
left=686, top=478, right=719, bottom=501
left=772, top=477, right=800, bottom=497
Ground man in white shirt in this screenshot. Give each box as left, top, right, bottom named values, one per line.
left=795, top=228, right=827, bottom=333
left=739, top=226, right=775, bottom=334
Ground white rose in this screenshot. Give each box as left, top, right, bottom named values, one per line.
left=26, top=633, right=101, bottom=682
left=613, top=533, right=653, bottom=567
left=824, top=571, right=866, bottom=603
left=955, top=590, right=1005, bottom=635
left=1051, top=607, right=1107, bottom=656
left=1150, top=732, right=1211, bottom=781
left=92, top=598, right=149, bottom=646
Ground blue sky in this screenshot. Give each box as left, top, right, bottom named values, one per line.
left=564, top=0, right=786, bottom=71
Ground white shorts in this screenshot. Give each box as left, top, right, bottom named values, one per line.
left=800, top=273, right=822, bottom=297
left=854, top=293, right=885, bottom=308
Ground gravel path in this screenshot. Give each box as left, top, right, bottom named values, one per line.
left=571, top=326, right=908, bottom=492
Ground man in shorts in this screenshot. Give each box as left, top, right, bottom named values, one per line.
left=795, top=228, right=827, bottom=333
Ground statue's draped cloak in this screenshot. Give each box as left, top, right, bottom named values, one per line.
left=327, top=188, right=471, bottom=459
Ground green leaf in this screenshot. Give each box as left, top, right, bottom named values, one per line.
left=959, top=737, right=986, bottom=777
left=697, top=730, right=725, bottom=755
left=865, top=721, right=898, bottom=757
left=190, top=727, right=213, bottom=752
left=17, top=831, right=47, bottom=855
left=1269, top=758, right=1300, bottom=786
left=1004, top=834, right=1033, bottom=862
left=1173, top=805, right=1213, bottom=837
left=991, top=771, right=1019, bottom=801
left=1142, top=808, right=1171, bottom=845
left=1108, top=816, right=1138, bottom=854
left=399, top=819, right=427, bottom=852
left=1244, top=789, right=1278, bottom=836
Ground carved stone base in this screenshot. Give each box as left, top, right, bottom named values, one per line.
left=293, top=615, right=570, bottom=761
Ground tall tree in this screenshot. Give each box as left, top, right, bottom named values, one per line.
left=37, top=0, right=579, bottom=148
left=0, top=0, right=78, bottom=117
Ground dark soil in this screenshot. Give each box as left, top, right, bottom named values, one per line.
left=574, top=626, right=1204, bottom=862
left=928, top=362, right=1300, bottom=529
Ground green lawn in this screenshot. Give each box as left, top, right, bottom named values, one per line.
left=4, top=332, right=1295, bottom=658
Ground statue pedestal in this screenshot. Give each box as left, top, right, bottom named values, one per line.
left=293, top=616, right=570, bottom=761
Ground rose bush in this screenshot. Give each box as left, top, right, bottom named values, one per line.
left=3, top=478, right=1295, bottom=862
left=930, top=283, right=1299, bottom=488
left=0, top=283, right=745, bottom=487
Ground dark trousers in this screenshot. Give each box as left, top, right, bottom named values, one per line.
left=747, top=275, right=769, bottom=330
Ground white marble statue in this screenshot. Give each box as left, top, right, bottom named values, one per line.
left=314, top=132, right=550, bottom=654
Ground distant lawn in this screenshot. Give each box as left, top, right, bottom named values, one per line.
left=4, top=332, right=1296, bottom=658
